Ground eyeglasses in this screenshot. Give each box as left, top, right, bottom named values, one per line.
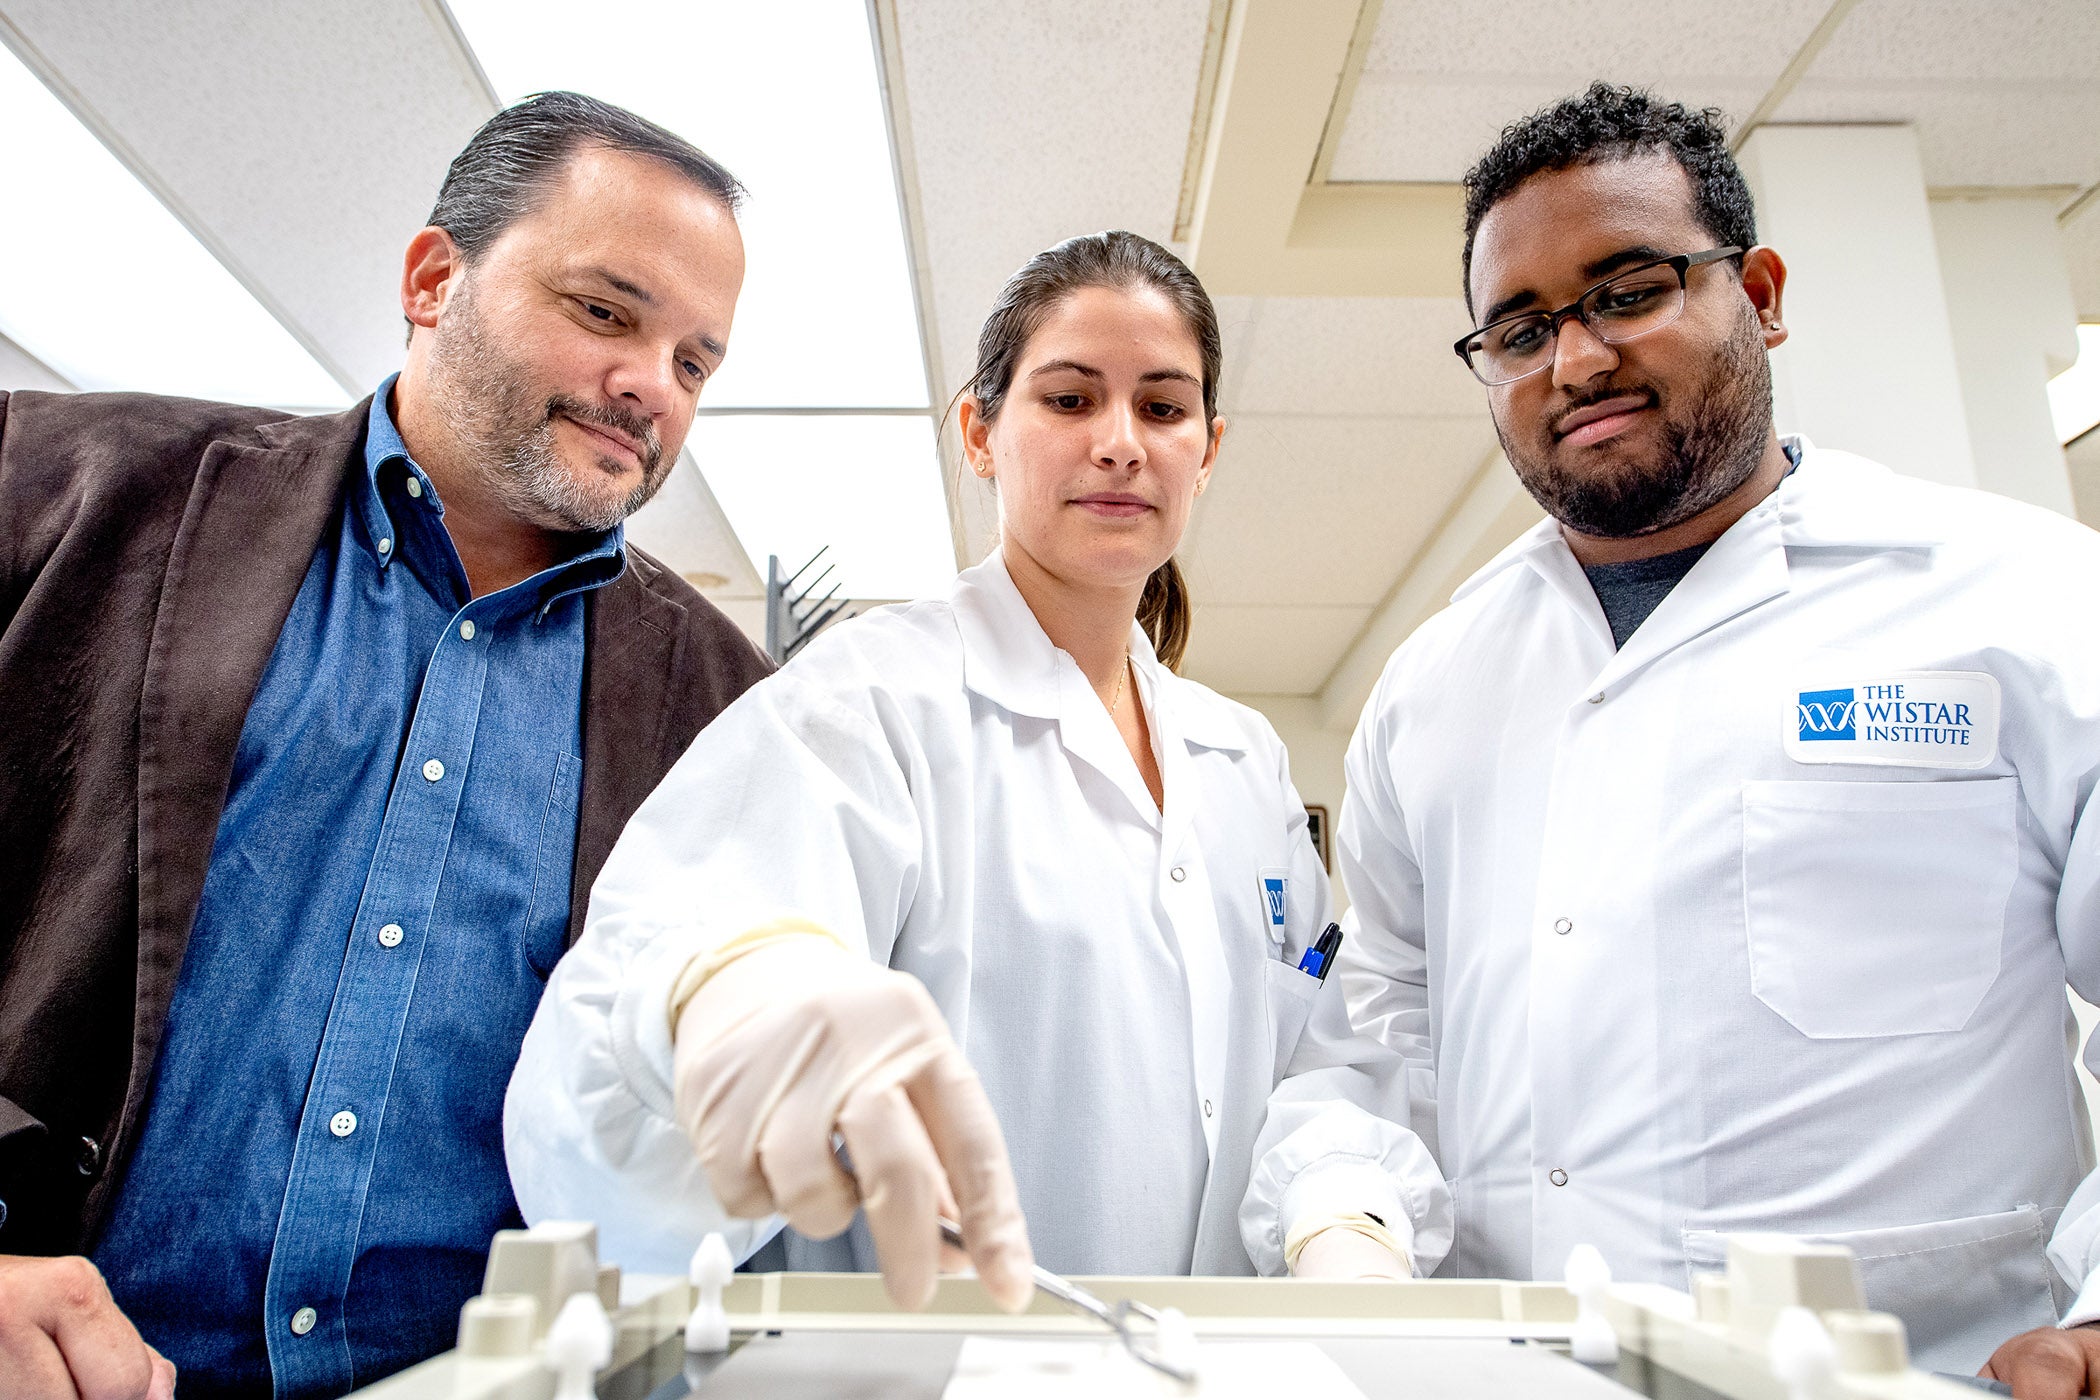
left=1454, top=247, right=1745, bottom=386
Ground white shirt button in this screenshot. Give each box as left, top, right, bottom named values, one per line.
left=1170, top=866, right=1187, bottom=883
left=459, top=620, right=476, bottom=641
left=329, top=1110, right=357, bottom=1138
left=422, top=758, right=444, bottom=782
left=290, top=1306, right=317, bottom=1336
left=377, top=537, right=392, bottom=555
left=1587, top=692, right=1604, bottom=704
left=405, top=477, right=423, bottom=498
left=377, top=923, right=404, bottom=948
left=1554, top=917, right=1573, bottom=935
left=1202, top=1099, right=1213, bottom=1118
left=1549, top=1168, right=1569, bottom=1187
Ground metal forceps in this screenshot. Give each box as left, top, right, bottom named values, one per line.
left=937, top=1217, right=1196, bottom=1384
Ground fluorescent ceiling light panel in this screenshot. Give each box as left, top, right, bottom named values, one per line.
left=0, top=42, right=344, bottom=406
left=689, top=416, right=956, bottom=601
left=449, top=0, right=929, bottom=411
left=2049, top=324, right=2100, bottom=445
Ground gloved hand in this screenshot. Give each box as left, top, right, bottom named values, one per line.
left=672, top=933, right=1035, bottom=1312
left=1290, top=1223, right=1412, bottom=1281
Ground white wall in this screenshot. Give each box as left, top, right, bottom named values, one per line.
left=1229, top=693, right=1353, bottom=916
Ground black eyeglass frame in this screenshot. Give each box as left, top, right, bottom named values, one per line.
left=1453, top=246, right=1747, bottom=386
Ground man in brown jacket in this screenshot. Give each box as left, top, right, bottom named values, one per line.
left=0, top=92, right=772, bottom=1397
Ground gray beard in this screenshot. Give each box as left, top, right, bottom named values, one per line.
left=425, top=279, right=670, bottom=534
left=1502, top=311, right=1773, bottom=540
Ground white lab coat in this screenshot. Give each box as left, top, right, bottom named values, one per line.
left=1340, top=439, right=2100, bottom=1373
left=506, top=552, right=1446, bottom=1280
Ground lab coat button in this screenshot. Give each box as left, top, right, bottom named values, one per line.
left=1553, top=917, right=1573, bottom=935
left=290, top=1307, right=317, bottom=1336
left=378, top=923, right=404, bottom=948
left=1202, top=1099, right=1213, bottom=1118
left=1170, top=866, right=1187, bottom=883
left=1587, top=692, right=1604, bottom=704
left=329, top=1110, right=358, bottom=1138
left=1549, top=1168, right=1569, bottom=1187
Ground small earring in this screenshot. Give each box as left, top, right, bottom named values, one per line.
left=1768, top=320, right=1782, bottom=331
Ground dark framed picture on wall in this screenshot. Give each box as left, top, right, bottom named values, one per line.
left=1305, top=805, right=1330, bottom=873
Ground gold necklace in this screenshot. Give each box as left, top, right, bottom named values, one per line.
left=1107, top=654, right=1131, bottom=715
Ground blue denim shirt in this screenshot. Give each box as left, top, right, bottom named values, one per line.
left=95, top=380, right=625, bottom=1398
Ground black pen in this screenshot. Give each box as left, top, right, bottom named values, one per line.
left=1297, top=922, right=1345, bottom=982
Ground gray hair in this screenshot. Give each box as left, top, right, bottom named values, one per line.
left=427, top=89, right=744, bottom=261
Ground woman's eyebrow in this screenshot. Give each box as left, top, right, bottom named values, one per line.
left=1026, top=359, right=1104, bottom=380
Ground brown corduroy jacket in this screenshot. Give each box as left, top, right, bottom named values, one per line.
left=0, top=389, right=772, bottom=1253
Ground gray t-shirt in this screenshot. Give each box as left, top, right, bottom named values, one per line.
left=1580, top=442, right=1802, bottom=649
left=1581, top=541, right=1715, bottom=648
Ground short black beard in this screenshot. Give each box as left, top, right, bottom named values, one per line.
left=1501, top=312, right=1773, bottom=540
left=425, top=276, right=670, bottom=534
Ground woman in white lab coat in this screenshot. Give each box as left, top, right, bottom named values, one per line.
left=504, top=231, right=1448, bottom=1308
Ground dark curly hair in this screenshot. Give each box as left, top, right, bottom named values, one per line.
left=1460, top=83, right=1757, bottom=310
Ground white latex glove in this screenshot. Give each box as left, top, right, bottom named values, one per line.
left=1291, top=1226, right=1411, bottom=1281
left=673, top=935, right=1035, bottom=1312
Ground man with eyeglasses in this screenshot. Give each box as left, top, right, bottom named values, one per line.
left=1336, top=83, right=2100, bottom=1394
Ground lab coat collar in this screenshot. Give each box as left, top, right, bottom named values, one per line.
left=1450, top=433, right=1943, bottom=610
left=950, top=551, right=1251, bottom=754
left=1448, top=435, right=1947, bottom=696
left=950, top=552, right=1072, bottom=721
left=1772, top=436, right=1946, bottom=550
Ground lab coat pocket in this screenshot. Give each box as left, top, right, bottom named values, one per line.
left=1740, top=777, right=2016, bottom=1039
left=1262, top=959, right=1319, bottom=1082
left=1683, top=1205, right=2057, bottom=1373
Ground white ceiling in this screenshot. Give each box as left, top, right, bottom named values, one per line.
left=1774, top=0, right=2100, bottom=190
left=1330, top=0, right=1833, bottom=184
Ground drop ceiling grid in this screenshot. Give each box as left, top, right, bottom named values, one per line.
left=1, top=0, right=494, bottom=390
left=1773, top=0, right=2100, bottom=191
left=1327, top=0, right=1832, bottom=183
left=886, top=0, right=1216, bottom=410
left=1797, top=0, right=2100, bottom=82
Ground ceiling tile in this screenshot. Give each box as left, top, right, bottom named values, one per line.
left=890, top=1, right=1216, bottom=404
left=1179, top=604, right=1373, bottom=695
left=1179, top=413, right=1496, bottom=608
left=1803, top=0, right=2100, bottom=83
left=1329, top=0, right=1829, bottom=183
left=1230, top=296, right=1486, bottom=416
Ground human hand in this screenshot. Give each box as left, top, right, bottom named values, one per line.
left=1290, top=1225, right=1411, bottom=1281
left=673, top=935, right=1033, bottom=1312
left=1981, top=1323, right=2100, bottom=1398
left=0, top=1255, right=175, bottom=1400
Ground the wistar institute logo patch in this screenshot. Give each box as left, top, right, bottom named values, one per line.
left=1784, top=671, right=2000, bottom=770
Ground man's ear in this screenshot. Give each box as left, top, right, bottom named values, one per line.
left=1740, top=245, right=1789, bottom=350
left=401, top=226, right=464, bottom=333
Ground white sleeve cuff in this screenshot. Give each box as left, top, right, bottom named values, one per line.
left=2061, top=1268, right=2100, bottom=1329
left=1278, top=1158, right=1418, bottom=1275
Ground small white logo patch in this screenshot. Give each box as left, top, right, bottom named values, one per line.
left=1784, top=670, right=2000, bottom=769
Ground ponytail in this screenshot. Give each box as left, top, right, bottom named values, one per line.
left=1138, top=557, right=1191, bottom=673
